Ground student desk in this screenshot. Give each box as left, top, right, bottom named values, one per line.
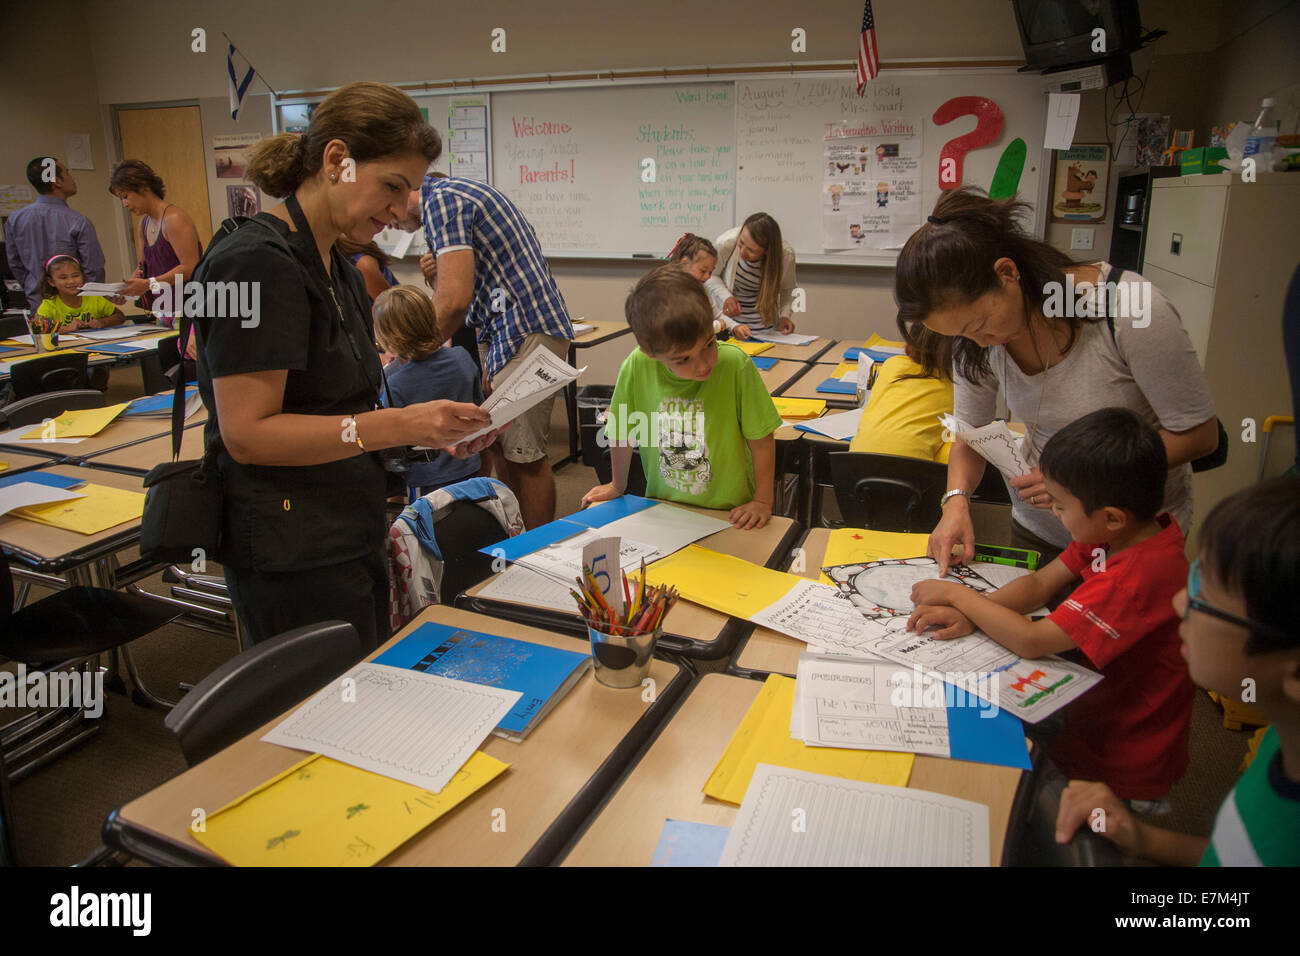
left=757, top=359, right=807, bottom=395
left=558, top=672, right=1023, bottom=866
left=76, top=422, right=207, bottom=475
left=775, top=364, right=859, bottom=409
left=0, top=326, right=177, bottom=382
left=459, top=504, right=803, bottom=660
left=562, top=321, right=634, bottom=465
left=754, top=336, right=836, bottom=363
left=0, top=450, right=68, bottom=476
left=0, top=464, right=146, bottom=580
left=102, top=605, right=693, bottom=867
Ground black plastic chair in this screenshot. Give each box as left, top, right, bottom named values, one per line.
left=1003, top=749, right=1126, bottom=866
left=0, top=746, right=15, bottom=867
left=436, top=501, right=520, bottom=605
left=828, top=451, right=948, bottom=533
left=9, top=353, right=90, bottom=400
left=0, top=315, right=28, bottom=339
left=164, top=621, right=363, bottom=766
left=0, top=388, right=105, bottom=428
left=0, top=552, right=182, bottom=781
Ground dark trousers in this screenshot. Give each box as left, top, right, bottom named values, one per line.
left=224, top=551, right=390, bottom=652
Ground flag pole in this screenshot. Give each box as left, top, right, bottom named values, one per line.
left=222, top=32, right=279, bottom=97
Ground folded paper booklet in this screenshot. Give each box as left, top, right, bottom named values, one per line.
left=731, top=340, right=774, bottom=356
left=940, top=414, right=1030, bottom=483
left=21, top=403, right=129, bottom=439
left=461, top=345, right=583, bottom=444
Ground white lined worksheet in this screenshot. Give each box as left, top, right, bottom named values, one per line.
left=720, top=764, right=989, bottom=866
left=262, top=663, right=520, bottom=793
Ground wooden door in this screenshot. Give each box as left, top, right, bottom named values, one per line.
left=117, top=106, right=213, bottom=262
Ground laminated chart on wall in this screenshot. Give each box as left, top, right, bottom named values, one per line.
left=195, top=752, right=508, bottom=867
left=702, top=674, right=913, bottom=805
left=645, top=545, right=1100, bottom=722
left=793, top=654, right=1030, bottom=769
left=822, top=115, right=923, bottom=250
left=719, top=764, right=989, bottom=867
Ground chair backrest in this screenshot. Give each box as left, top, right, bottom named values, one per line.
left=1004, top=756, right=1126, bottom=866
left=0, top=315, right=28, bottom=339
left=0, top=746, right=17, bottom=866
left=163, top=621, right=363, bottom=766
left=828, top=451, right=948, bottom=532
left=9, top=353, right=89, bottom=401
left=0, top=389, right=105, bottom=429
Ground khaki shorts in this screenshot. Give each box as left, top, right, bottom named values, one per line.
left=481, top=332, right=571, bottom=464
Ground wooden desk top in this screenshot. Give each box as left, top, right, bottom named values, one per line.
left=106, top=605, right=692, bottom=867
left=570, top=321, right=632, bottom=350
left=757, top=337, right=835, bottom=362
left=80, top=422, right=207, bottom=474
left=462, top=502, right=802, bottom=659
left=0, top=450, right=68, bottom=473
left=777, top=364, right=859, bottom=407
left=560, top=672, right=1021, bottom=866
left=0, top=464, right=145, bottom=571
left=758, top=359, right=808, bottom=395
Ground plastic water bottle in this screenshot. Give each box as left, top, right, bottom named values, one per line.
left=1243, top=98, right=1279, bottom=171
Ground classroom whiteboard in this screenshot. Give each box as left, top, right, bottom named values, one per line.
left=735, top=70, right=1049, bottom=265
left=490, top=84, right=736, bottom=257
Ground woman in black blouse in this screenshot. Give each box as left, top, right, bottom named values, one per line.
left=194, top=82, right=494, bottom=650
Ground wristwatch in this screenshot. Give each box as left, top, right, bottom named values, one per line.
left=940, top=489, right=971, bottom=508
left=148, top=276, right=163, bottom=295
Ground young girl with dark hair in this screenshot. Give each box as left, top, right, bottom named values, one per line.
left=894, top=187, right=1218, bottom=568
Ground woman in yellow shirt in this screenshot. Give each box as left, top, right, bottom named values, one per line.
left=849, top=341, right=953, bottom=463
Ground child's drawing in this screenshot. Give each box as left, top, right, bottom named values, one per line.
left=824, top=557, right=995, bottom=619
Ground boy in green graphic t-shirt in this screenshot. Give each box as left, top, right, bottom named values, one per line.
left=1055, top=476, right=1300, bottom=866
left=582, top=266, right=782, bottom=529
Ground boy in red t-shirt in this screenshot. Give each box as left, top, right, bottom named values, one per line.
left=909, top=407, right=1193, bottom=805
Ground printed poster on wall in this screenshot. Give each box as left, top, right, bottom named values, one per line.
left=212, top=133, right=263, bottom=180
left=822, top=116, right=921, bottom=250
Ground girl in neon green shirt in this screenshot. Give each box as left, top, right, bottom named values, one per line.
left=32, top=254, right=124, bottom=334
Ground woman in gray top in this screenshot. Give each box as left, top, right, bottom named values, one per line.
left=895, top=188, right=1218, bottom=570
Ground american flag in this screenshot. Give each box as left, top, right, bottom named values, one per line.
left=856, top=1, right=880, bottom=94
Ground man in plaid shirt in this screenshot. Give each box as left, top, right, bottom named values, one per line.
left=402, top=174, right=574, bottom=529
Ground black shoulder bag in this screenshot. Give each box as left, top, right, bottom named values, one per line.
left=1105, top=268, right=1228, bottom=472
left=138, top=215, right=286, bottom=564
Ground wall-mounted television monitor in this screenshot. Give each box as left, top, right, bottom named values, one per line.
left=1013, top=0, right=1144, bottom=72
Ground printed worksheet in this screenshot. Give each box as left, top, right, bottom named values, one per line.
left=514, top=527, right=660, bottom=586
left=940, top=414, right=1031, bottom=481
left=475, top=564, right=578, bottom=613
left=824, top=556, right=996, bottom=619
left=262, top=663, right=520, bottom=793
left=795, top=653, right=949, bottom=756
left=719, top=764, right=990, bottom=866
left=463, top=345, right=583, bottom=443
left=596, top=502, right=729, bottom=557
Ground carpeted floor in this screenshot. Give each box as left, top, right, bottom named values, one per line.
left=2, top=382, right=1255, bottom=865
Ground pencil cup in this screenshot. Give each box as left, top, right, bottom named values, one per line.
left=586, top=624, right=661, bottom=689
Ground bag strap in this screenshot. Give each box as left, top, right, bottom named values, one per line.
left=167, top=214, right=290, bottom=462
left=1106, top=267, right=1125, bottom=343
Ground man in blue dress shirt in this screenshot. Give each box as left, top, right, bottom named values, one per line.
left=6, top=157, right=107, bottom=313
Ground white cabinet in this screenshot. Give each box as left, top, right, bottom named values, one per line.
left=1143, top=173, right=1300, bottom=541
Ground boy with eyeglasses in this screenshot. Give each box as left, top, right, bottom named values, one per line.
left=1055, top=475, right=1300, bottom=865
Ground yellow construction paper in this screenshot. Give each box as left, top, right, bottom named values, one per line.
left=21, top=402, right=129, bottom=439
left=733, top=340, right=775, bottom=356
left=830, top=361, right=856, bottom=379
left=863, top=332, right=906, bottom=350
left=772, top=397, right=826, bottom=420
left=13, top=483, right=145, bottom=534
left=704, top=675, right=913, bottom=804
left=819, top=528, right=932, bottom=583
left=0, top=463, right=7, bottom=472
left=645, top=545, right=801, bottom=619
left=195, top=751, right=509, bottom=867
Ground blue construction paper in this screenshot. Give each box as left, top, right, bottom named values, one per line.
left=0, top=346, right=20, bottom=354
left=793, top=422, right=851, bottom=441
left=374, top=621, right=589, bottom=737
left=651, top=820, right=730, bottom=867
left=564, top=494, right=657, bottom=528
left=480, top=517, right=587, bottom=561
left=750, top=355, right=778, bottom=370
left=0, top=473, right=84, bottom=490
left=816, top=378, right=858, bottom=395
left=82, top=343, right=147, bottom=354
left=843, top=346, right=903, bottom=362
left=124, top=387, right=198, bottom=415
left=943, top=683, right=1033, bottom=769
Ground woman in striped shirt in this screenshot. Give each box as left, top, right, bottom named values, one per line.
left=708, top=212, right=799, bottom=336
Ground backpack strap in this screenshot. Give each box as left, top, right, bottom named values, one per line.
left=1105, top=267, right=1126, bottom=343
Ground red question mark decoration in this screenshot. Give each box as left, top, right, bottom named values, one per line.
left=933, top=96, right=1004, bottom=191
